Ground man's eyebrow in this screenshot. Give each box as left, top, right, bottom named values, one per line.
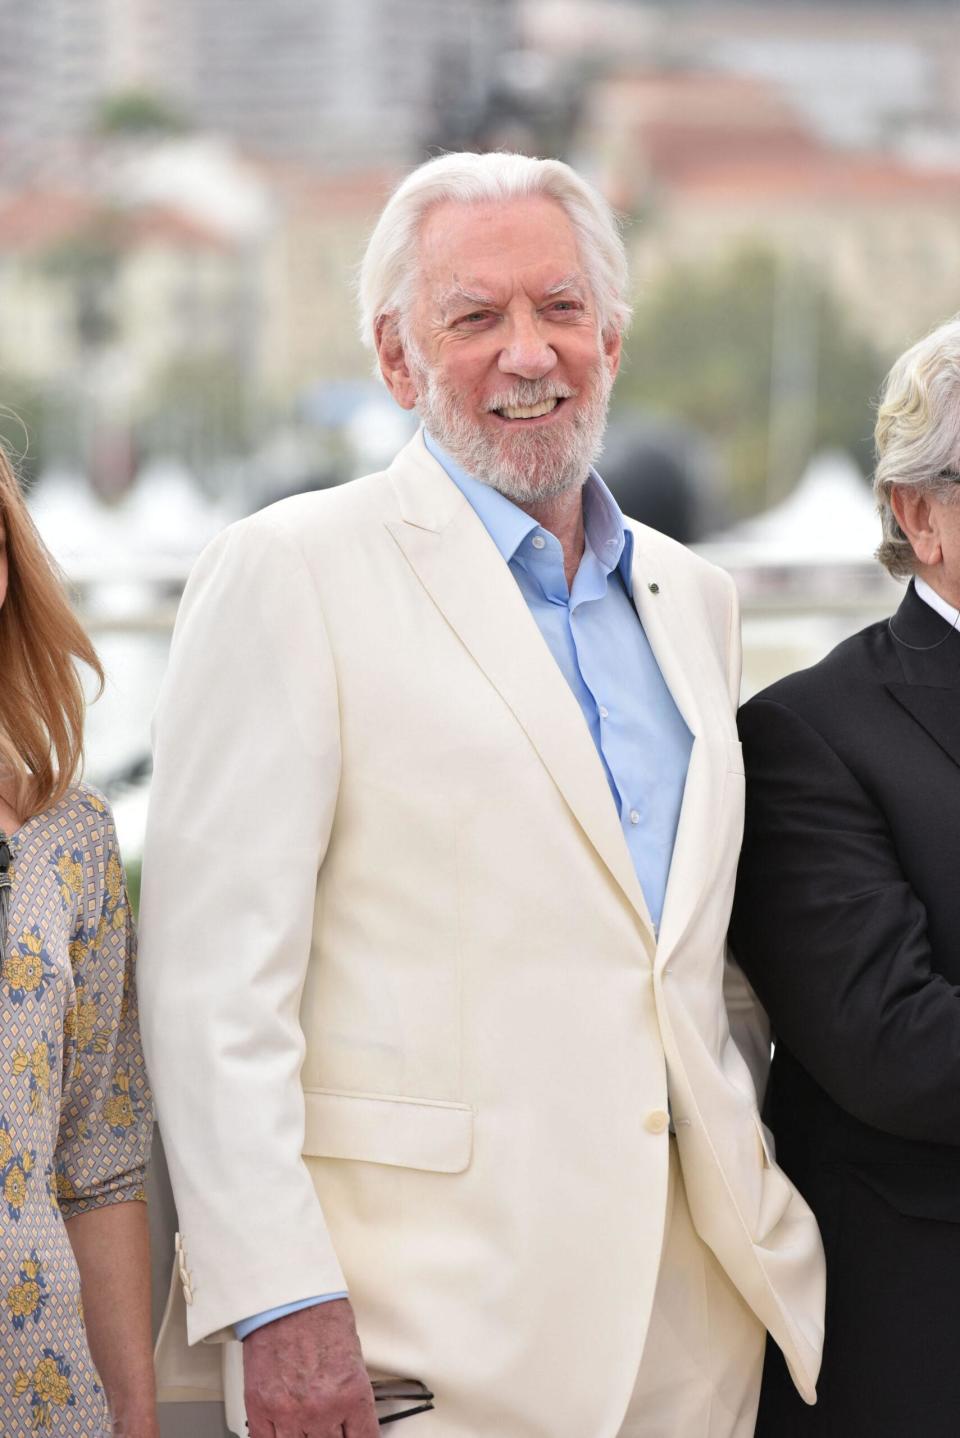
left=543, top=274, right=587, bottom=298
left=437, top=274, right=588, bottom=318
left=437, top=284, right=498, bottom=316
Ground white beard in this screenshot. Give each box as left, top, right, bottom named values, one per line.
left=409, top=346, right=614, bottom=505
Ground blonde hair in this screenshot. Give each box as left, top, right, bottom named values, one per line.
left=0, top=444, right=103, bottom=816
left=358, top=150, right=632, bottom=355
left=874, top=316, right=960, bottom=578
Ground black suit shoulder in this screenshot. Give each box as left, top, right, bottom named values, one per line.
left=740, top=616, right=891, bottom=743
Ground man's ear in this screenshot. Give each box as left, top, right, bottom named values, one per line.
left=891, top=485, right=942, bottom=567
left=602, top=324, right=622, bottom=382
left=375, top=316, right=418, bottom=411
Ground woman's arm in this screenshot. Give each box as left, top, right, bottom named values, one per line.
left=55, top=796, right=156, bottom=1433
left=66, top=1200, right=158, bottom=1437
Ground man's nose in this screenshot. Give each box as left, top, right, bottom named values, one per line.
left=498, top=316, right=557, bottom=380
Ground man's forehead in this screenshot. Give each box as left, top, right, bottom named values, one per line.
left=419, top=194, right=579, bottom=267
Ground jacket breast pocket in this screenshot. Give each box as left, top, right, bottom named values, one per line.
left=302, top=1088, right=474, bottom=1173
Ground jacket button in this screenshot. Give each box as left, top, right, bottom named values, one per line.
left=645, top=1110, right=669, bottom=1134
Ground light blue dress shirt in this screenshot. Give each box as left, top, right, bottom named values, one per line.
left=424, top=430, right=692, bottom=929
left=238, top=430, right=692, bottom=1338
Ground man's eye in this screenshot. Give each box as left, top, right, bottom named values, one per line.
left=549, top=301, right=579, bottom=313
left=460, top=311, right=491, bottom=325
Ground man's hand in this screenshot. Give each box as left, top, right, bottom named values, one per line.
left=243, top=1299, right=379, bottom=1438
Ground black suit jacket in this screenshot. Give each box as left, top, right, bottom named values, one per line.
left=731, top=582, right=960, bottom=1436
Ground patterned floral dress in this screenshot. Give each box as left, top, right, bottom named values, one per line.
left=0, top=785, right=152, bottom=1435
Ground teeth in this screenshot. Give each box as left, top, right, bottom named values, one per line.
left=499, top=398, right=559, bottom=420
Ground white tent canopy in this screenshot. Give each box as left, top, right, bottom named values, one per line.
left=699, top=451, right=881, bottom=568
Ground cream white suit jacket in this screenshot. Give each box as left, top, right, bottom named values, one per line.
left=138, top=432, right=825, bottom=1436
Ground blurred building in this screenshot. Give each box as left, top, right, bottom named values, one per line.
left=187, top=0, right=519, bottom=167
left=0, top=0, right=189, bottom=180
left=0, top=0, right=106, bottom=177
left=582, top=66, right=960, bottom=352
left=0, top=0, right=520, bottom=179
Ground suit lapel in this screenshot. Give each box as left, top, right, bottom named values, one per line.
left=386, top=435, right=656, bottom=954
left=885, top=583, right=960, bottom=771
left=627, top=526, right=731, bottom=965
left=886, top=683, right=960, bottom=770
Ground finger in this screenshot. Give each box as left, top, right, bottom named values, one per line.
left=343, top=1408, right=380, bottom=1438
left=244, top=1415, right=277, bottom=1438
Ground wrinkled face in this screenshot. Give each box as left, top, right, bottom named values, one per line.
left=925, top=490, right=960, bottom=608
left=400, top=195, right=621, bottom=504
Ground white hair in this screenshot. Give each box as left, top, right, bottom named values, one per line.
left=874, top=315, right=960, bottom=578
left=357, top=151, right=632, bottom=355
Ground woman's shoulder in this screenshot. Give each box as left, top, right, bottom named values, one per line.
left=36, top=782, right=116, bottom=834
left=19, top=783, right=120, bottom=868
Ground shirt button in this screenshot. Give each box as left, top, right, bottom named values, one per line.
left=629, top=809, right=640, bottom=825
left=599, top=705, right=609, bottom=720
left=645, top=1110, right=669, bottom=1135
left=531, top=535, right=546, bottom=550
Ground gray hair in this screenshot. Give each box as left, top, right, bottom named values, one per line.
left=357, top=151, right=632, bottom=355
left=874, top=315, right=960, bottom=578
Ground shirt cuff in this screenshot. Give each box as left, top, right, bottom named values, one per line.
left=234, top=1292, right=348, bottom=1340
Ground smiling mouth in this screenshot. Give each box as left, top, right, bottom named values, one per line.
left=492, top=397, right=563, bottom=421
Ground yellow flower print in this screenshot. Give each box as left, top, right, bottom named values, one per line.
left=64, top=996, right=97, bottom=1048
left=87, top=791, right=106, bottom=812
left=55, top=1170, right=77, bottom=1203
left=0, top=1124, right=13, bottom=1170
left=7, top=1280, right=40, bottom=1319
left=16, top=1349, right=76, bottom=1427
left=67, top=938, right=88, bottom=972
left=3, top=929, right=50, bottom=1004
left=104, top=1070, right=135, bottom=1132
left=34, top=1356, right=71, bottom=1404
left=63, top=983, right=110, bottom=1055
left=31, top=1045, right=50, bottom=1092
left=93, top=911, right=109, bottom=950
left=3, top=1153, right=32, bottom=1218
left=105, top=853, right=123, bottom=907
left=13, top=1041, right=53, bottom=1112
left=6, top=1253, right=47, bottom=1331
left=56, top=850, right=84, bottom=903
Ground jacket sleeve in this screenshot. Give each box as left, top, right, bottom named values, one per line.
left=57, top=801, right=152, bottom=1216
left=137, top=512, right=347, bottom=1343
left=731, top=695, right=960, bottom=1145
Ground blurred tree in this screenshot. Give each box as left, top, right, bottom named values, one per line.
left=137, top=357, right=256, bottom=474
left=615, top=246, right=888, bottom=515
left=0, top=383, right=44, bottom=482
left=95, top=90, right=189, bottom=137
left=40, top=217, right=123, bottom=350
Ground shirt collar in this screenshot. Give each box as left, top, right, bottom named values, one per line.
left=423, top=429, right=634, bottom=591
left=915, top=575, right=960, bottom=628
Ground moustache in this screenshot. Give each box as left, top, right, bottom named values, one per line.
left=482, top=381, right=577, bottom=413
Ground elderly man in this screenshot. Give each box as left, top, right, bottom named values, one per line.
left=139, top=152, right=824, bottom=1438
left=731, top=316, right=960, bottom=1436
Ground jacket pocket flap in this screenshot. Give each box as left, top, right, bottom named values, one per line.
left=302, top=1088, right=474, bottom=1173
